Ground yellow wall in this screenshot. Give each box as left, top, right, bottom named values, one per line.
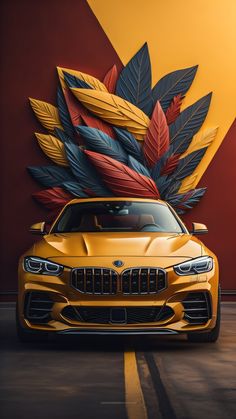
left=88, top=0, right=236, bottom=184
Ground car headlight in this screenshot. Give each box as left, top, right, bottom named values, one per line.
left=23, top=257, right=63, bottom=276
left=174, top=256, right=213, bottom=275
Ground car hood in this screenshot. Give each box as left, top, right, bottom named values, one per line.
left=32, top=232, right=203, bottom=264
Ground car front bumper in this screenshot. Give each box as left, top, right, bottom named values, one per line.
left=18, top=256, right=219, bottom=335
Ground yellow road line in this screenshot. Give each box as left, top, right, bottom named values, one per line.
left=124, top=350, right=148, bottom=419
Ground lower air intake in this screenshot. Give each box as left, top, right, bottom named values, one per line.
left=61, top=305, right=174, bottom=324
left=182, top=292, right=212, bottom=324
left=24, top=291, right=54, bottom=324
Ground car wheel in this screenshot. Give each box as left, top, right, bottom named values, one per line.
left=187, top=286, right=221, bottom=343
left=16, top=302, right=49, bottom=343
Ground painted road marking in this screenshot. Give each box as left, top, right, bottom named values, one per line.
left=124, top=350, right=148, bottom=419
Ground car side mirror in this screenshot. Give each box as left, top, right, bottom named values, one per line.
left=29, top=222, right=46, bottom=235
left=190, top=222, right=208, bottom=235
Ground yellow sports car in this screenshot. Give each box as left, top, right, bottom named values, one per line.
left=17, top=197, right=220, bottom=343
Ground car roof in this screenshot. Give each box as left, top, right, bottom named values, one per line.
left=66, top=197, right=168, bottom=206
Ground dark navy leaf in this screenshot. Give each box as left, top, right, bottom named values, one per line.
left=77, top=126, right=128, bottom=164
left=64, top=72, right=92, bottom=89
left=156, top=175, right=172, bottom=197
left=62, top=181, right=88, bottom=197
left=115, top=43, right=152, bottom=115
left=57, top=85, right=75, bottom=138
left=128, top=155, right=151, bottom=178
left=164, top=181, right=182, bottom=199
left=167, top=188, right=206, bottom=214
left=54, top=127, right=74, bottom=144
left=170, top=93, right=212, bottom=153
left=65, top=142, right=111, bottom=196
left=152, top=65, right=198, bottom=112
left=169, top=148, right=207, bottom=181
left=113, top=128, right=144, bottom=162
left=151, top=149, right=173, bottom=182
left=28, top=166, right=74, bottom=188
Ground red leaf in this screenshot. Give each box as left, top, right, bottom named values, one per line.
left=103, top=65, right=118, bottom=93
left=84, top=150, right=160, bottom=199
left=165, top=94, right=183, bottom=125
left=143, top=101, right=169, bottom=168
left=63, top=87, right=83, bottom=126
left=32, top=187, right=73, bottom=210
left=160, top=154, right=181, bottom=175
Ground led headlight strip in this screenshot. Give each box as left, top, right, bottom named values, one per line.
left=24, top=257, right=63, bottom=276
left=174, top=256, right=213, bottom=275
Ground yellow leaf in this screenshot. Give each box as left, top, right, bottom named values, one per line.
left=35, top=133, right=68, bottom=166
left=29, top=98, right=63, bottom=132
left=178, top=173, right=199, bottom=194
left=181, top=127, right=218, bottom=158
left=57, top=66, right=108, bottom=92
left=71, top=88, right=150, bottom=140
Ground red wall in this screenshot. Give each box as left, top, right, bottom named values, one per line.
left=0, top=0, right=235, bottom=295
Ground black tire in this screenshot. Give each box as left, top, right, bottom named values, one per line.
left=187, top=286, right=221, bottom=343
left=16, top=302, right=49, bottom=343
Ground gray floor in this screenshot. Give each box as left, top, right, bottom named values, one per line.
left=0, top=303, right=236, bottom=419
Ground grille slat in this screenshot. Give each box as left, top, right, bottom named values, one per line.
left=182, top=292, right=211, bottom=324
left=71, top=267, right=167, bottom=295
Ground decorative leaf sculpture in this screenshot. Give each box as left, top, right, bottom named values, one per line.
left=54, top=128, right=74, bottom=144
left=70, top=88, right=150, bottom=140
left=103, top=65, right=118, bottom=93
left=57, top=66, right=108, bottom=92
left=165, top=94, right=183, bottom=125
left=29, top=98, right=63, bottom=132
left=28, top=43, right=217, bottom=216
left=143, top=101, right=169, bottom=168
left=64, top=142, right=111, bottom=196
left=32, top=187, right=73, bottom=210
left=28, top=166, right=74, bottom=187
left=84, top=150, right=160, bottom=199
left=116, top=43, right=152, bottom=115
left=170, top=148, right=207, bottom=181
left=170, top=93, right=212, bottom=149
left=62, top=181, right=88, bottom=197
left=128, top=155, right=151, bottom=178
left=152, top=65, right=198, bottom=112
left=181, top=127, right=218, bottom=157
left=113, top=128, right=143, bottom=162
left=77, top=126, right=128, bottom=164
left=167, top=188, right=206, bottom=214
left=35, top=133, right=68, bottom=166
left=64, top=72, right=92, bottom=89
left=57, top=85, right=75, bottom=138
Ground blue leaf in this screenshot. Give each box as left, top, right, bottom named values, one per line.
left=170, top=93, right=212, bottom=153
left=115, top=43, right=152, bottom=115
left=155, top=175, right=172, bottom=197
left=54, top=128, right=74, bottom=144
left=113, top=127, right=144, bottom=162
left=169, top=148, right=207, bottom=181
left=151, top=149, right=173, bottom=182
left=77, top=126, right=128, bottom=164
left=57, top=85, right=75, bottom=138
left=62, top=181, right=88, bottom=197
left=167, top=188, right=206, bottom=214
left=128, top=155, right=151, bottom=178
left=64, top=72, right=92, bottom=89
left=28, top=166, right=74, bottom=188
left=65, top=142, right=111, bottom=196
left=152, top=65, right=198, bottom=112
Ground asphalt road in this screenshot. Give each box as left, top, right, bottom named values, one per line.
left=0, top=303, right=236, bottom=419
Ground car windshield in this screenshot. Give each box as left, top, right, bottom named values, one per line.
left=51, top=201, right=184, bottom=233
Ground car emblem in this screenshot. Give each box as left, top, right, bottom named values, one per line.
left=113, top=260, right=124, bottom=268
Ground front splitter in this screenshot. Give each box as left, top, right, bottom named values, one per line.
left=57, top=328, right=179, bottom=335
